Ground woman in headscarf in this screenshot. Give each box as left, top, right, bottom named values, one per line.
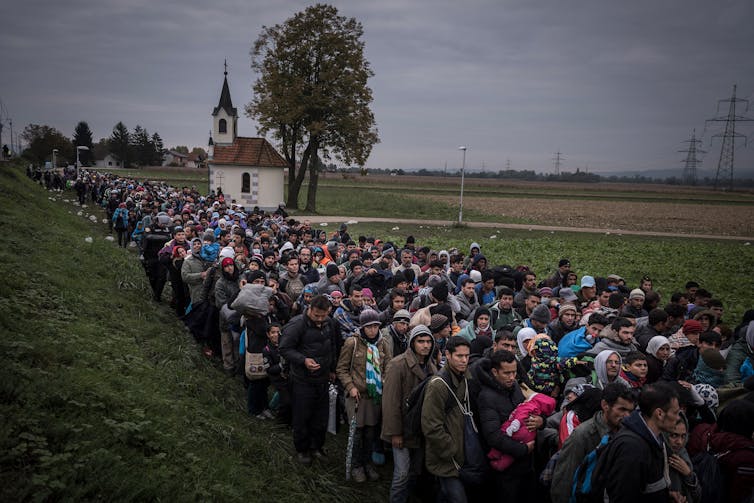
left=457, top=307, right=493, bottom=342
left=516, top=327, right=536, bottom=372
left=666, top=411, right=701, bottom=503
left=645, top=335, right=672, bottom=384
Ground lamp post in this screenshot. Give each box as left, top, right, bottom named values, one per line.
left=76, top=146, right=89, bottom=178
left=458, top=146, right=467, bottom=224
left=52, top=148, right=59, bottom=171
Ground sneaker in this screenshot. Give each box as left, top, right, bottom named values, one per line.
left=311, top=448, right=327, bottom=461
left=366, top=464, right=380, bottom=481
left=296, top=452, right=312, bottom=465
left=255, top=413, right=268, bottom=420
left=261, top=409, right=275, bottom=420
left=351, top=466, right=366, bottom=483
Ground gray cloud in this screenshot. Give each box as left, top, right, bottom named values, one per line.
left=2, top=0, right=753, bottom=175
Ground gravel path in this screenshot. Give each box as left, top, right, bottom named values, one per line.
left=293, top=215, right=754, bottom=242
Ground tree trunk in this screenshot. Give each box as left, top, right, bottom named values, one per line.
left=305, top=139, right=320, bottom=212
left=286, top=164, right=302, bottom=209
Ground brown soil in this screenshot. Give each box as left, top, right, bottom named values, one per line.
left=414, top=194, right=754, bottom=237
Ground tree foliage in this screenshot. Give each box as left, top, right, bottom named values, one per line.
left=72, top=121, right=94, bottom=166
left=109, top=122, right=131, bottom=167
left=246, top=3, right=379, bottom=211
left=21, top=124, right=73, bottom=166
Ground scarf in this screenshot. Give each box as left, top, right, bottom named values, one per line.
left=365, top=340, right=383, bottom=403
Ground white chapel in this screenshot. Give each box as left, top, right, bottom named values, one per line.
left=207, top=64, right=286, bottom=210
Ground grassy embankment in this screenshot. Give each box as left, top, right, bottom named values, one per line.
left=0, top=165, right=389, bottom=501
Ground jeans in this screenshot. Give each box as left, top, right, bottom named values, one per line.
left=390, top=446, right=424, bottom=503
left=437, top=476, right=467, bottom=503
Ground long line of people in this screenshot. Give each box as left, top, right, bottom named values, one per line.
left=42, top=167, right=754, bottom=503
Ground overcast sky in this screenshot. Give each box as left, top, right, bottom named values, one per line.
left=2, top=0, right=754, bottom=174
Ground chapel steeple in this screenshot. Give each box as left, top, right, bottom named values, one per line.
left=211, top=59, right=238, bottom=146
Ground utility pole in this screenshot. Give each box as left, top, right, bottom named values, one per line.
left=553, top=151, right=563, bottom=175
left=706, top=85, right=753, bottom=190
left=505, top=159, right=511, bottom=171
left=679, top=129, right=705, bottom=185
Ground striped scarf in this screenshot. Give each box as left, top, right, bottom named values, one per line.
left=365, top=341, right=382, bottom=403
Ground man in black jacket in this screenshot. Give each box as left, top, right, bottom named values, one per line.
left=593, top=383, right=681, bottom=503
left=279, top=295, right=337, bottom=465
left=475, top=350, right=543, bottom=502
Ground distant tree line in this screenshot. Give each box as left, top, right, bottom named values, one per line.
left=354, top=166, right=754, bottom=188
left=19, top=121, right=178, bottom=169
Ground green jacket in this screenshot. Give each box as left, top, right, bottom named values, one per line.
left=490, top=304, right=523, bottom=331
left=725, top=337, right=754, bottom=385
left=421, top=368, right=469, bottom=478
left=550, top=411, right=611, bottom=503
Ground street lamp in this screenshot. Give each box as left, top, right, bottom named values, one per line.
left=458, top=146, right=467, bottom=224
left=52, top=148, right=59, bottom=171
left=76, top=146, right=89, bottom=178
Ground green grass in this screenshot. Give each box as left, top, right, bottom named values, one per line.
left=0, top=165, right=389, bottom=501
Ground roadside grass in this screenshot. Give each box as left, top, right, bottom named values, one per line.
left=308, top=221, right=754, bottom=323
left=0, top=165, right=389, bottom=501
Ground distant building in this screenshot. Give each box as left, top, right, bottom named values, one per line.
left=207, top=64, right=286, bottom=210
left=162, top=150, right=189, bottom=167
left=95, top=154, right=123, bottom=168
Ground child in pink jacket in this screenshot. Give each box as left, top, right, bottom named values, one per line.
left=487, top=389, right=556, bottom=471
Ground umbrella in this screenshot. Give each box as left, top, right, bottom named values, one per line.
left=345, top=401, right=358, bottom=481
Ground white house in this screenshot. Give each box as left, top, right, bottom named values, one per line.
left=207, top=65, right=286, bottom=210
left=95, top=154, right=123, bottom=168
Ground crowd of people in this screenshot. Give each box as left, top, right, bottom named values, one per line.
left=34, top=167, right=754, bottom=503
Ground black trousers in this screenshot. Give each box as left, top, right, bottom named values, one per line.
left=290, top=379, right=329, bottom=454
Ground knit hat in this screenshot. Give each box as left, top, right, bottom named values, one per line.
left=539, top=287, right=553, bottom=297
left=393, top=309, right=411, bottom=323
left=221, top=257, right=234, bottom=268
left=326, top=263, right=340, bottom=279
left=362, top=288, right=373, bottom=299
left=682, top=319, right=703, bottom=335
left=244, top=270, right=266, bottom=284
left=359, top=309, right=381, bottom=328
left=530, top=304, right=552, bottom=324
left=558, top=259, right=570, bottom=267
left=700, top=348, right=726, bottom=370
left=429, top=314, right=450, bottom=333
left=558, top=303, right=578, bottom=316
left=431, top=282, right=449, bottom=302
left=409, top=325, right=433, bottom=346
left=629, top=288, right=645, bottom=300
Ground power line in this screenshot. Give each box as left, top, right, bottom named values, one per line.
left=705, top=84, right=754, bottom=190
left=552, top=151, right=563, bottom=175
left=678, top=129, right=705, bottom=185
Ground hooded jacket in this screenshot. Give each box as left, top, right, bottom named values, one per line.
left=594, top=410, right=671, bottom=503
left=380, top=326, right=438, bottom=448
left=725, top=322, right=754, bottom=384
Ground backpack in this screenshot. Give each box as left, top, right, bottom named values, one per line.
left=691, top=429, right=729, bottom=503
left=402, top=371, right=453, bottom=440
left=570, top=433, right=610, bottom=503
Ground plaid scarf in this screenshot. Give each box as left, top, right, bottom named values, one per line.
left=365, top=341, right=383, bottom=404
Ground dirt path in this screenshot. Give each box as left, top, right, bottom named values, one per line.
left=293, top=215, right=754, bottom=241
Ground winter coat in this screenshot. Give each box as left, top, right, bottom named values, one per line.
left=474, top=358, right=531, bottom=469
left=595, top=410, right=671, bottom=503
left=214, top=271, right=240, bottom=309
left=528, top=337, right=580, bottom=396
left=661, top=345, right=699, bottom=382
left=550, top=411, right=611, bottom=503
left=547, top=319, right=579, bottom=344
left=112, top=207, right=129, bottom=230
left=725, top=338, right=754, bottom=384
left=381, top=339, right=438, bottom=448
left=454, top=291, right=480, bottom=321
left=181, top=253, right=208, bottom=304
left=336, top=332, right=392, bottom=397
left=587, top=336, right=638, bottom=358
left=557, top=326, right=596, bottom=358
left=688, top=422, right=754, bottom=503
left=490, top=304, right=523, bottom=331
left=279, top=311, right=337, bottom=384
left=421, top=368, right=469, bottom=478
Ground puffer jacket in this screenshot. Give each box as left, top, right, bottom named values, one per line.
left=381, top=335, right=438, bottom=447
left=279, top=311, right=337, bottom=384
left=421, top=368, right=469, bottom=478
left=473, top=357, right=530, bottom=468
